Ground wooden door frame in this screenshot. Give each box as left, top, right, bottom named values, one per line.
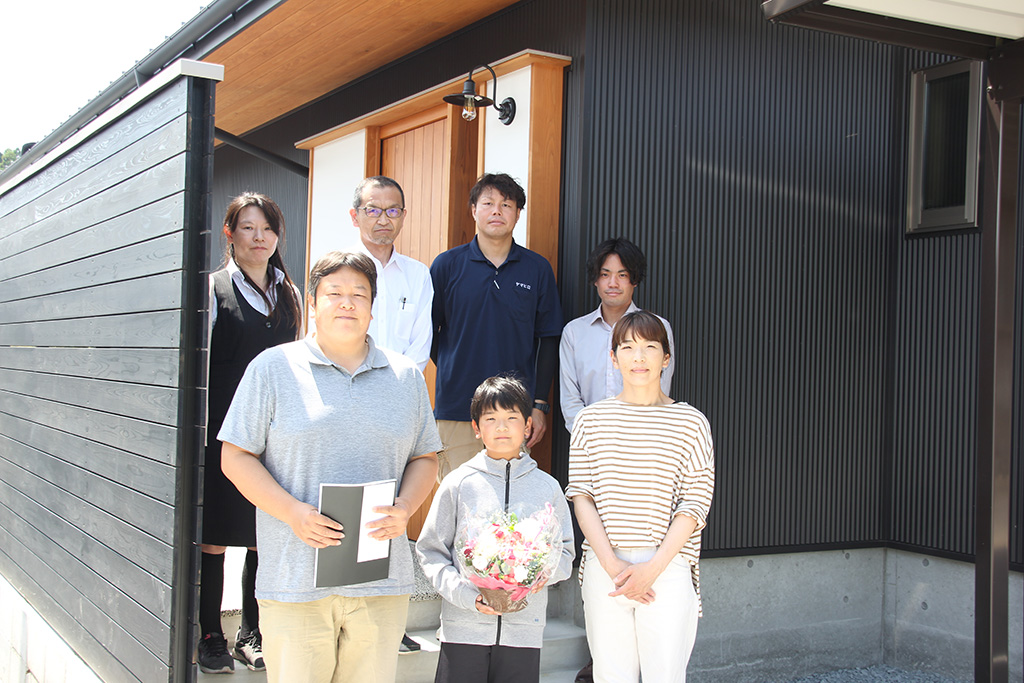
left=297, top=49, right=572, bottom=273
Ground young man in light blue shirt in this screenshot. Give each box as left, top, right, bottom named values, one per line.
left=559, top=237, right=675, bottom=432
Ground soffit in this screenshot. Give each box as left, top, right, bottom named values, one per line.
left=828, top=0, right=1024, bottom=40
left=762, top=0, right=1023, bottom=60
left=204, top=0, right=518, bottom=136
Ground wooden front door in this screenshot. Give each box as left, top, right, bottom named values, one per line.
left=377, top=107, right=477, bottom=539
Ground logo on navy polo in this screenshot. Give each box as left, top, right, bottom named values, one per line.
left=515, top=282, right=532, bottom=290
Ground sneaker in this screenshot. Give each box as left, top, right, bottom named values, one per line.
left=399, top=633, right=421, bottom=654
left=574, top=659, right=594, bottom=683
left=197, top=632, right=234, bottom=674
left=233, top=628, right=266, bottom=671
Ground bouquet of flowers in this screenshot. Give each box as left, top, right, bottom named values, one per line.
left=456, top=503, right=562, bottom=613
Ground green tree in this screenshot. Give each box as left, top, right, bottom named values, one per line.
left=1, top=147, right=21, bottom=172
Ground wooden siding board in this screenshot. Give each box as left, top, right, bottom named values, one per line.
left=0, top=154, right=186, bottom=260
left=0, top=474, right=172, bottom=621
left=0, top=368, right=178, bottom=425
left=0, top=346, right=179, bottom=387
left=0, top=497, right=171, bottom=661
left=1, top=232, right=184, bottom=304
left=0, top=80, right=189, bottom=224
left=0, top=195, right=185, bottom=283
left=0, top=72, right=208, bottom=682
left=0, top=391, right=177, bottom=464
left=0, top=271, right=183, bottom=324
left=0, top=411, right=176, bottom=505
left=0, top=529, right=167, bottom=682
left=0, top=435, right=174, bottom=542
left=0, top=455, right=174, bottom=584
left=0, top=311, right=181, bottom=348
left=0, top=115, right=188, bottom=242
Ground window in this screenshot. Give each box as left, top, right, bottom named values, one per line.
left=906, top=60, right=983, bottom=234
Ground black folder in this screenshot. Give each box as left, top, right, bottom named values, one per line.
left=314, top=480, right=395, bottom=588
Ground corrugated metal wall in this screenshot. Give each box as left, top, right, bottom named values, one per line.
left=888, top=52, right=1023, bottom=567
left=1011, top=116, right=1024, bottom=568
left=577, top=0, right=897, bottom=552
left=210, top=146, right=309, bottom=289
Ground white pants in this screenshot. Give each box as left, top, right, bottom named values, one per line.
left=581, top=548, right=699, bottom=683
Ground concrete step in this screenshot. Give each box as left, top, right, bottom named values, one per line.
left=396, top=617, right=589, bottom=683
left=407, top=595, right=442, bottom=630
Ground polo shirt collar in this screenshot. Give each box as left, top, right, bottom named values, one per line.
left=468, top=236, right=523, bottom=265
left=303, top=334, right=390, bottom=374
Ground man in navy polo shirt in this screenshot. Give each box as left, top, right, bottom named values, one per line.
left=430, top=173, right=562, bottom=479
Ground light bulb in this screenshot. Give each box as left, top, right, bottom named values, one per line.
left=462, top=98, right=477, bottom=122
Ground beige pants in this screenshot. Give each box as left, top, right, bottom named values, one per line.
left=436, top=420, right=481, bottom=481
left=258, top=594, right=409, bottom=683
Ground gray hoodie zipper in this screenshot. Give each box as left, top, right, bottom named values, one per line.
left=495, top=459, right=512, bottom=645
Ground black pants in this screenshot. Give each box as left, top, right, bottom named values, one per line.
left=434, top=642, right=541, bottom=683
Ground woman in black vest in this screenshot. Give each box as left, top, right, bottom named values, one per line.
left=198, top=193, right=302, bottom=674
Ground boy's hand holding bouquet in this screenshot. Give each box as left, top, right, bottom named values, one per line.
left=456, top=503, right=562, bottom=614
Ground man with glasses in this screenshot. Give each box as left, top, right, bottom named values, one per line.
left=350, top=176, right=433, bottom=372
left=430, top=173, right=562, bottom=479
left=350, top=176, right=434, bottom=655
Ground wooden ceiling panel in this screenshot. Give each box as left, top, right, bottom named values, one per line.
left=205, top=0, right=517, bottom=135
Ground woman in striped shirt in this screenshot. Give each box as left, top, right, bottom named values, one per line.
left=566, top=310, right=714, bottom=683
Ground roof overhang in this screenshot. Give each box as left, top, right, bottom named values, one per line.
left=203, top=0, right=520, bottom=136
left=762, top=0, right=1022, bottom=60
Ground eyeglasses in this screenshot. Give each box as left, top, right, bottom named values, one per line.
left=358, top=206, right=405, bottom=219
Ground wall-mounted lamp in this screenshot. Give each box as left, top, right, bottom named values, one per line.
left=443, top=64, right=516, bottom=125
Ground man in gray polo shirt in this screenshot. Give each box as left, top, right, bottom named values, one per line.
left=220, top=250, right=441, bottom=683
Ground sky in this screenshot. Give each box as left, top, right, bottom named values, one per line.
left=2, top=1, right=210, bottom=152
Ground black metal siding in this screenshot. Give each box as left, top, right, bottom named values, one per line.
left=1012, top=114, right=1024, bottom=568
left=210, top=145, right=309, bottom=290
left=577, top=0, right=898, bottom=553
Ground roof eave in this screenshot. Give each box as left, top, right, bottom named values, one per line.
left=762, top=0, right=1001, bottom=60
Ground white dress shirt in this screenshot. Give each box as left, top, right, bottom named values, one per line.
left=559, top=301, right=676, bottom=431
left=209, top=259, right=299, bottom=327
left=355, top=244, right=434, bottom=372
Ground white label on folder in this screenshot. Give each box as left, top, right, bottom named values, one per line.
left=358, top=480, right=396, bottom=563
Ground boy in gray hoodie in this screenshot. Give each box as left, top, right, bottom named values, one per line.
left=416, top=376, right=575, bottom=683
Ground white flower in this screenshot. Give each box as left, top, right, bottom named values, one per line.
left=472, top=554, right=490, bottom=572
left=516, top=518, right=541, bottom=539
left=513, top=564, right=530, bottom=583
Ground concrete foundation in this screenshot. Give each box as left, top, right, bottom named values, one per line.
left=0, top=574, right=101, bottom=683
left=690, top=548, right=1023, bottom=682
left=3, top=547, right=1020, bottom=682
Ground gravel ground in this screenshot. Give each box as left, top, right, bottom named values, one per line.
left=785, top=666, right=968, bottom=683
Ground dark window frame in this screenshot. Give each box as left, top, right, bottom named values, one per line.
left=906, top=59, right=984, bottom=234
